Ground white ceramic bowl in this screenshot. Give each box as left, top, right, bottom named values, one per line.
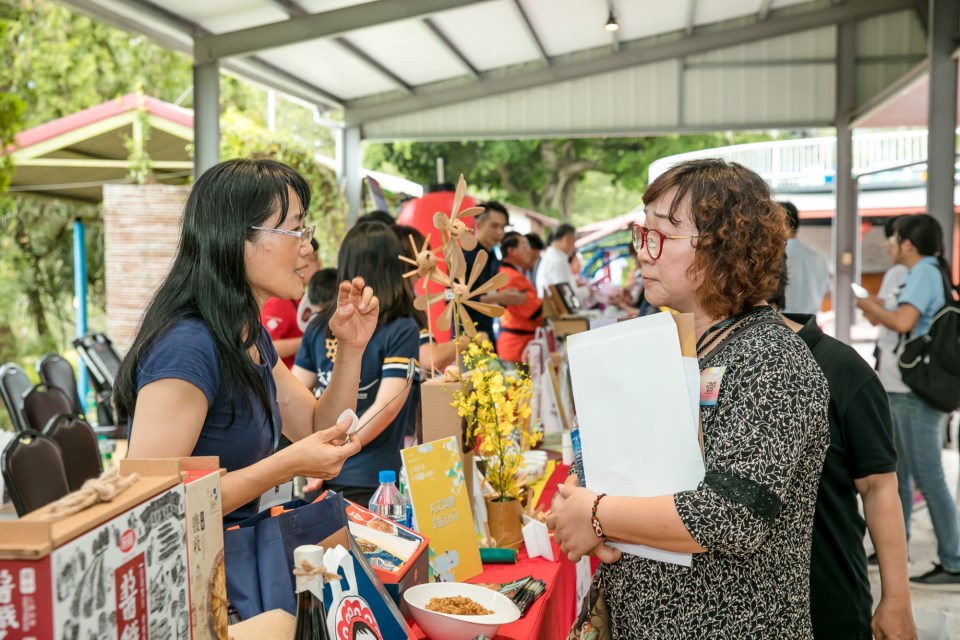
left=403, top=582, right=521, bottom=640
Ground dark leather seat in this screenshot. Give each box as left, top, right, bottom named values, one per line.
left=43, top=414, right=102, bottom=491
left=0, top=363, right=32, bottom=433
left=22, top=384, right=73, bottom=433
left=1, top=430, right=70, bottom=516
left=37, top=353, right=85, bottom=417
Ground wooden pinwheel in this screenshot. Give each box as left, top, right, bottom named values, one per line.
left=398, top=233, right=450, bottom=287
left=414, top=250, right=508, bottom=337
left=434, top=174, right=482, bottom=280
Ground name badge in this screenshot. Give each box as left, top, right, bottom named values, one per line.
left=699, top=367, right=726, bottom=406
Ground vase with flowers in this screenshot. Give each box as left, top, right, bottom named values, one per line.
left=453, top=339, right=541, bottom=548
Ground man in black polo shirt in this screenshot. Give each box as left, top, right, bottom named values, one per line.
left=462, top=201, right=526, bottom=338
left=775, top=302, right=914, bottom=637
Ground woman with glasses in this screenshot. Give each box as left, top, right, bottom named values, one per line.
left=115, top=158, right=376, bottom=526
left=548, top=159, right=829, bottom=638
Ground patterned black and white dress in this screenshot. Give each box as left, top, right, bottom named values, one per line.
left=602, top=307, right=829, bottom=639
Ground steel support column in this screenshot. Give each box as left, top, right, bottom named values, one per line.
left=193, top=60, right=220, bottom=177
left=73, top=218, right=89, bottom=413
left=342, top=125, right=363, bottom=224
left=926, top=0, right=958, bottom=260
left=833, top=20, right=857, bottom=343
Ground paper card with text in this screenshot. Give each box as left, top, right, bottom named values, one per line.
left=401, top=437, right=482, bottom=583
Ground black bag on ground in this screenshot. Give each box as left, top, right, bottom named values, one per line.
left=898, top=274, right=960, bottom=413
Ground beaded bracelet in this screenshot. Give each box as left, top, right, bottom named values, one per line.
left=591, top=493, right=608, bottom=538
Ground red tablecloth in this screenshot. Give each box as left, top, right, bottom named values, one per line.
left=409, top=464, right=577, bottom=640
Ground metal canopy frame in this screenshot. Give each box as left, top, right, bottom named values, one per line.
left=57, top=0, right=956, bottom=344
left=345, top=0, right=914, bottom=125
left=62, top=0, right=345, bottom=109
left=192, top=0, right=488, bottom=64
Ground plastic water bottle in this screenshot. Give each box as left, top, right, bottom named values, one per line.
left=368, top=470, right=405, bottom=523
left=97, top=435, right=113, bottom=470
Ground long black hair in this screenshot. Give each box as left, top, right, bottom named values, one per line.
left=896, top=214, right=954, bottom=285
left=318, top=221, right=419, bottom=336
left=115, top=158, right=311, bottom=423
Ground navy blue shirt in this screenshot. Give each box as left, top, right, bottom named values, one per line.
left=295, top=316, right=420, bottom=488
left=130, top=318, right=280, bottom=525
left=463, top=246, right=500, bottom=338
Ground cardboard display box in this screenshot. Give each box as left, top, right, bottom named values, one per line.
left=541, top=285, right=590, bottom=338
left=179, top=459, right=226, bottom=640
left=0, top=459, right=189, bottom=640
left=419, top=378, right=475, bottom=504
left=344, top=500, right=428, bottom=617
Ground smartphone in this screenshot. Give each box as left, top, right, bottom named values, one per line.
left=850, top=283, right=869, bottom=299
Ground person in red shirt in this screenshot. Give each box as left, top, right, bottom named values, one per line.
left=261, top=238, right=321, bottom=368
left=497, top=232, right=542, bottom=365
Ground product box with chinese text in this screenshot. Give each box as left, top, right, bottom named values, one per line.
left=154, top=458, right=226, bottom=640
left=0, top=459, right=189, bottom=640
left=344, top=499, right=428, bottom=614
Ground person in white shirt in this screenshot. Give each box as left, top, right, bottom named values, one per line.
left=874, top=216, right=909, bottom=389
left=782, top=201, right=830, bottom=314
left=536, top=223, right=577, bottom=297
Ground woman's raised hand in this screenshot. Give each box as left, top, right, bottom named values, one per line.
left=290, top=418, right=361, bottom=480
left=330, top=277, right=379, bottom=351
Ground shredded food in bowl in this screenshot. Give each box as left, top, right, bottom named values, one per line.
left=425, top=596, right=494, bottom=616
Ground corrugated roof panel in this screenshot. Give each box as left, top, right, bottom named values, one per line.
left=361, top=60, right=680, bottom=139
left=256, top=38, right=398, bottom=99
left=160, top=0, right=288, bottom=34
left=523, top=0, right=623, bottom=56
left=855, top=10, right=926, bottom=107
left=857, top=62, right=920, bottom=107
left=343, top=19, right=467, bottom=85
left=428, top=0, right=543, bottom=71
left=683, top=64, right=834, bottom=127
left=856, top=10, right=925, bottom=56
left=694, top=0, right=767, bottom=27
left=616, top=1, right=687, bottom=40
left=687, top=26, right=835, bottom=63
left=295, top=0, right=377, bottom=12
left=771, top=0, right=814, bottom=9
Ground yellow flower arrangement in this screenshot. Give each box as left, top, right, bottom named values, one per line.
left=452, top=339, right=541, bottom=501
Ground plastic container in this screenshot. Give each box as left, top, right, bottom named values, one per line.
left=97, top=434, right=114, bottom=469
left=368, top=470, right=405, bottom=523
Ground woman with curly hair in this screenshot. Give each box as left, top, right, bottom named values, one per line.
left=548, top=159, right=829, bottom=638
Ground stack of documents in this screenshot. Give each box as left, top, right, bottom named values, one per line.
left=566, top=312, right=704, bottom=566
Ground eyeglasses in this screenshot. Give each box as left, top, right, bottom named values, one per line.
left=250, top=225, right=315, bottom=246
left=631, top=224, right=698, bottom=260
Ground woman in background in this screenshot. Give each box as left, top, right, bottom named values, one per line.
left=294, top=221, right=421, bottom=505
left=856, top=214, right=960, bottom=588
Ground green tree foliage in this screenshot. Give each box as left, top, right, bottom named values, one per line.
left=366, top=132, right=775, bottom=223
left=0, top=197, right=103, bottom=361
left=0, top=0, right=344, bottom=364
left=0, top=0, right=193, bottom=358
left=0, top=0, right=193, bottom=128
left=221, top=109, right=347, bottom=266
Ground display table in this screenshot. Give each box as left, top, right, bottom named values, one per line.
left=409, top=463, right=577, bottom=640
left=408, top=541, right=575, bottom=640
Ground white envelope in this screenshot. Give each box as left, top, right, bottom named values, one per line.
left=567, top=313, right=705, bottom=566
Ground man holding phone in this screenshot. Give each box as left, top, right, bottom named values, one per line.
left=851, top=282, right=870, bottom=299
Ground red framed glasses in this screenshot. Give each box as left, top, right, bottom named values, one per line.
left=631, top=224, right=699, bottom=260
